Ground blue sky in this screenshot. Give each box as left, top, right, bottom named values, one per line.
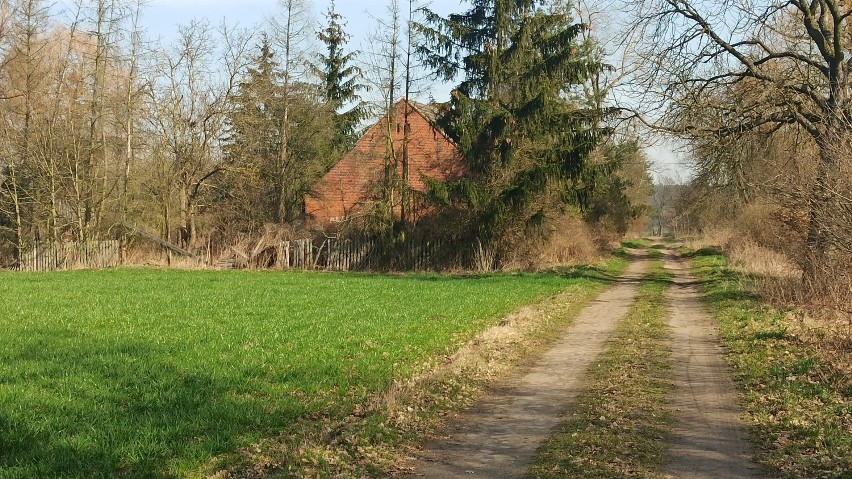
left=143, top=0, right=460, bottom=101
left=141, top=0, right=684, bottom=177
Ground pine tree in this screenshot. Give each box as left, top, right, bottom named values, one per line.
left=313, top=1, right=367, bottom=156
left=417, top=0, right=609, bottom=248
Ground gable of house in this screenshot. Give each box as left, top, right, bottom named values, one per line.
left=305, top=100, right=464, bottom=226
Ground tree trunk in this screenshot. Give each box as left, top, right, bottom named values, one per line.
left=7, top=165, right=25, bottom=266
left=803, top=131, right=837, bottom=285
left=163, top=187, right=172, bottom=266
left=278, top=10, right=292, bottom=224
left=179, top=183, right=191, bottom=249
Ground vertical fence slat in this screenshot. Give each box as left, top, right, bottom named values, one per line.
left=19, top=240, right=121, bottom=272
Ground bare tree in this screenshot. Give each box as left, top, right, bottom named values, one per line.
left=360, top=0, right=430, bottom=234
left=629, top=0, right=852, bottom=282
left=148, top=20, right=251, bottom=250
left=269, top=0, right=314, bottom=223
left=118, top=0, right=145, bottom=228
left=0, top=0, right=50, bottom=261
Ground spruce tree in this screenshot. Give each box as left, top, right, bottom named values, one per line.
left=314, top=1, right=367, bottom=156
left=225, top=36, right=282, bottom=227
left=416, top=0, right=609, bottom=248
left=224, top=36, right=335, bottom=228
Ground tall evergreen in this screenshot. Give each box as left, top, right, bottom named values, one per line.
left=225, top=36, right=282, bottom=228
left=314, top=1, right=367, bottom=155
left=224, top=36, right=334, bottom=228
left=416, top=0, right=610, bottom=247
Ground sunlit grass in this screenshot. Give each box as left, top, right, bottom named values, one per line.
left=0, top=268, right=598, bottom=478
left=621, top=238, right=651, bottom=249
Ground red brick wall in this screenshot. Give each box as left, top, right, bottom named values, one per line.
left=305, top=100, right=464, bottom=226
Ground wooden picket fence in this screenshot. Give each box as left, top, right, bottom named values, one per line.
left=18, top=240, right=121, bottom=272
left=274, top=238, right=489, bottom=272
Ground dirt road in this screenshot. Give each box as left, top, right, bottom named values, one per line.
left=403, top=259, right=647, bottom=478
left=402, top=250, right=761, bottom=478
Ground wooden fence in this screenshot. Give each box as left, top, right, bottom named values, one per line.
left=272, top=238, right=487, bottom=272
left=15, top=238, right=490, bottom=273
left=18, top=240, right=121, bottom=272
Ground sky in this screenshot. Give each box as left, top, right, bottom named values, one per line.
left=141, top=0, right=685, bottom=179
left=142, top=0, right=461, bottom=101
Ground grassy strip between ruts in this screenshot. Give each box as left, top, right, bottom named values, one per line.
left=524, top=258, right=674, bottom=479
left=689, top=248, right=852, bottom=478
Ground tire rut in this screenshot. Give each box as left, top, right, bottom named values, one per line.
left=662, top=254, right=762, bottom=479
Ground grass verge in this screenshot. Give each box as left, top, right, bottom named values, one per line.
left=690, top=250, right=852, bottom=478
left=524, top=259, right=674, bottom=478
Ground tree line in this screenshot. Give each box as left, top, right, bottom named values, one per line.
left=0, top=0, right=368, bottom=263
left=0, top=0, right=653, bottom=268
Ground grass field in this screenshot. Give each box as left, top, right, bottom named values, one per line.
left=0, top=267, right=612, bottom=478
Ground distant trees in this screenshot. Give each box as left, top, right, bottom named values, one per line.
left=585, top=139, right=653, bottom=236
left=219, top=0, right=365, bottom=233
left=0, top=0, right=371, bottom=264
left=0, top=0, right=133, bottom=258
left=0, top=0, right=649, bottom=268
left=358, top=0, right=428, bottom=238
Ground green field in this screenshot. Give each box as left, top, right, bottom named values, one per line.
left=0, top=268, right=603, bottom=478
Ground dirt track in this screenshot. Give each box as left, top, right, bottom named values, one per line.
left=403, top=259, right=647, bottom=478
left=402, top=250, right=762, bottom=478
left=662, top=255, right=761, bottom=479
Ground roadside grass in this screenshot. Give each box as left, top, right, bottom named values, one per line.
left=524, top=259, right=674, bottom=478
left=690, top=250, right=852, bottom=478
left=0, top=261, right=625, bottom=479
left=622, top=238, right=651, bottom=249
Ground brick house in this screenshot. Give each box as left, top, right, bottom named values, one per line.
left=305, top=100, right=465, bottom=227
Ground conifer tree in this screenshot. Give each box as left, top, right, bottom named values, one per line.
left=225, top=35, right=282, bottom=227
left=417, top=0, right=609, bottom=248
left=313, top=1, right=367, bottom=155
left=224, top=36, right=334, bottom=228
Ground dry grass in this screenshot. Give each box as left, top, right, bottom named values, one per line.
left=504, top=213, right=608, bottom=269
left=685, top=227, right=798, bottom=278
left=123, top=243, right=210, bottom=269
left=685, top=227, right=850, bottom=319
